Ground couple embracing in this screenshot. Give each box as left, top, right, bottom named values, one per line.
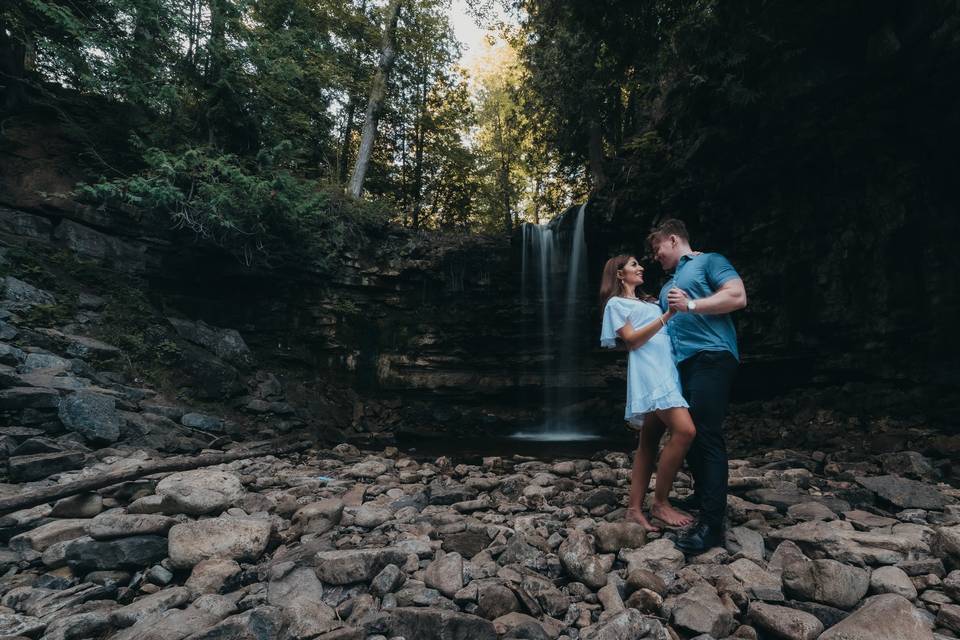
left=599, top=219, right=746, bottom=554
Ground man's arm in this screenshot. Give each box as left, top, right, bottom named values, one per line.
left=667, top=278, right=747, bottom=315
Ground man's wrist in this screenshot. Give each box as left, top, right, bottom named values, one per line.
left=686, top=300, right=698, bottom=313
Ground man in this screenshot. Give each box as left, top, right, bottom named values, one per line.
left=649, top=219, right=747, bottom=554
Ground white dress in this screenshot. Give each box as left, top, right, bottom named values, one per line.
left=601, top=297, right=689, bottom=425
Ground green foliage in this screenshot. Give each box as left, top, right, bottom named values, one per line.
left=78, top=142, right=385, bottom=266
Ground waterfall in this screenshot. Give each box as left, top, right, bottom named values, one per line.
left=514, top=203, right=598, bottom=441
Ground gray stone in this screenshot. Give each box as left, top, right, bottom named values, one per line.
left=111, top=586, right=194, bottom=626
left=475, top=580, right=520, bottom=620
left=184, top=605, right=283, bottom=640
left=292, top=498, right=344, bottom=535
left=594, top=522, right=647, bottom=553
left=769, top=520, right=927, bottom=565
left=664, top=582, right=737, bottom=638
left=787, top=501, right=837, bottom=522
left=9, top=518, right=90, bottom=552
left=371, top=564, right=405, bottom=596
left=429, top=481, right=479, bottom=505
left=181, top=412, right=226, bottom=433
left=619, top=538, right=685, bottom=580
left=424, top=553, right=464, bottom=597
left=0, top=613, right=46, bottom=638
left=352, top=503, right=394, bottom=528
left=186, top=558, right=241, bottom=595
left=870, top=565, right=918, bottom=599
left=8, top=450, right=85, bottom=481
left=314, top=548, right=408, bottom=584
left=50, top=492, right=103, bottom=518
left=857, top=475, right=950, bottom=510
left=559, top=531, right=612, bottom=589
left=58, top=391, right=121, bottom=443
left=378, top=607, right=497, bottom=640
left=168, top=317, right=253, bottom=369
left=110, top=605, right=221, bottom=640
left=64, top=535, right=168, bottom=571
left=155, top=469, right=245, bottom=515
left=747, top=602, right=824, bottom=640
left=2, top=276, right=55, bottom=309
left=818, top=593, right=933, bottom=640
left=22, top=352, right=71, bottom=372
left=782, top=558, right=870, bottom=609
left=582, top=608, right=669, bottom=640
left=726, top=526, right=766, bottom=561
left=168, top=517, right=271, bottom=569
left=937, top=603, right=960, bottom=633
left=0, top=342, right=25, bottom=365
left=729, top=558, right=785, bottom=601
left=0, top=386, right=60, bottom=409
left=88, top=513, right=177, bottom=539
left=53, top=220, right=147, bottom=273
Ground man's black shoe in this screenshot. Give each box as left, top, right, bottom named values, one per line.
left=674, top=521, right=724, bottom=555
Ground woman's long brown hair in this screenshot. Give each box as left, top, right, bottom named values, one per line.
left=598, top=254, right=656, bottom=314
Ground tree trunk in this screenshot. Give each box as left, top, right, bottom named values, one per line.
left=411, top=75, right=427, bottom=228
left=347, top=0, right=403, bottom=198
left=588, top=121, right=607, bottom=190
left=206, top=0, right=227, bottom=146
left=338, top=96, right=357, bottom=182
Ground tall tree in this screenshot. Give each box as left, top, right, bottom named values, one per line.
left=347, top=0, right=403, bottom=198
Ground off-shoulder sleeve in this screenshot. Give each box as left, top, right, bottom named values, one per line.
left=600, top=298, right=631, bottom=348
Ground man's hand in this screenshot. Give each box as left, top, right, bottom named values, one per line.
left=667, top=287, right=689, bottom=312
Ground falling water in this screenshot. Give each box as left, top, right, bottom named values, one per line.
left=513, top=203, right=598, bottom=441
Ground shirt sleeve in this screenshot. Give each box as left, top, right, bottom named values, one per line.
left=600, top=299, right=631, bottom=348
left=706, top=253, right=740, bottom=290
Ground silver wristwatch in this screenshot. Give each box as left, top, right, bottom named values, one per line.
left=686, top=300, right=697, bottom=312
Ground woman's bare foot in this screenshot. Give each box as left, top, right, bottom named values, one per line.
left=651, top=501, right=694, bottom=527
left=625, top=507, right=660, bottom=532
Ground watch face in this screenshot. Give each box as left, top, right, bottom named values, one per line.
left=687, top=300, right=696, bottom=310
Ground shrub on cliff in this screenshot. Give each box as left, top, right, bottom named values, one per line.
left=77, top=142, right=388, bottom=268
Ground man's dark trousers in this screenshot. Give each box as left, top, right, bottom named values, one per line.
left=679, top=350, right=738, bottom=528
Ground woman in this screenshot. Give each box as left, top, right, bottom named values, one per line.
left=599, top=255, right=697, bottom=531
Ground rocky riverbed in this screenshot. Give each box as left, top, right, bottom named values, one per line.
left=3, top=436, right=960, bottom=640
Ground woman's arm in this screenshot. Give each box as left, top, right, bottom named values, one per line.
left=616, top=309, right=675, bottom=350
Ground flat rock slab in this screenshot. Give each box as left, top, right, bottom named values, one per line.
left=88, top=514, right=177, bottom=540
left=747, top=602, right=823, bottom=640
left=64, top=535, right=168, bottom=571
left=0, top=613, right=46, bottom=638
left=155, top=469, right=244, bottom=516
left=168, top=517, right=271, bottom=569
left=379, top=606, right=496, bottom=640
left=818, top=593, right=933, bottom=640
left=315, top=548, right=408, bottom=584
left=769, top=520, right=928, bottom=565
left=8, top=450, right=86, bottom=482
left=857, top=475, right=951, bottom=510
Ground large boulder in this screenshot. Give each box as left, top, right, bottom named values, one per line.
left=558, top=531, right=612, bottom=589
left=155, top=469, right=244, bottom=516
left=63, top=535, right=168, bottom=571
left=663, top=582, right=737, bottom=638
left=58, top=391, right=121, bottom=444
left=856, top=475, right=951, bottom=510
left=8, top=450, right=85, bottom=482
left=377, top=607, right=497, bottom=640
left=314, top=548, right=408, bottom=584
left=167, top=317, right=254, bottom=370
left=782, top=558, right=870, bottom=609
left=168, top=517, right=271, bottom=569
left=747, top=602, right=823, bottom=640
left=818, top=594, right=933, bottom=640
left=581, top=608, right=669, bottom=640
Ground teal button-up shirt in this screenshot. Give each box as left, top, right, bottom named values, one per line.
left=658, top=253, right=741, bottom=363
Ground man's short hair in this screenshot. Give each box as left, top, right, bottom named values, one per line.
left=647, top=218, right=690, bottom=248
